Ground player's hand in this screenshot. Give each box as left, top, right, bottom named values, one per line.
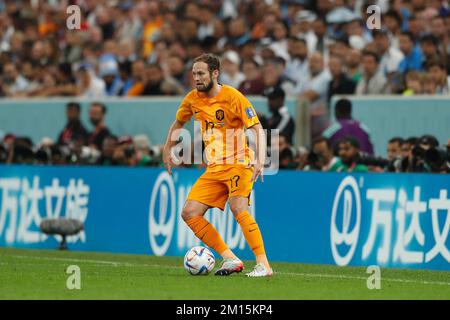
left=251, top=163, right=264, bottom=183
left=163, top=146, right=174, bottom=175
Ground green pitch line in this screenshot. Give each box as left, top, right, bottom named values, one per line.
left=0, top=247, right=449, bottom=300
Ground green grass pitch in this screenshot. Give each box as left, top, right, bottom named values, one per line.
left=1, top=247, right=449, bottom=300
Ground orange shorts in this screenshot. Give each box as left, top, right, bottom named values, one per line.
left=187, top=166, right=254, bottom=210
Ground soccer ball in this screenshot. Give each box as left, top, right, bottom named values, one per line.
left=183, top=246, right=215, bottom=275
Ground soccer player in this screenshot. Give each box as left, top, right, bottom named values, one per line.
left=162, top=53, right=273, bottom=277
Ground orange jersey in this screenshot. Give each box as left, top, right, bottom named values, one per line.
left=176, top=85, right=260, bottom=172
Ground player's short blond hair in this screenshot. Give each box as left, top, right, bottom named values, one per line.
left=193, top=53, right=220, bottom=74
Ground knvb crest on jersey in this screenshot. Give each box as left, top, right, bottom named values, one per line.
left=216, top=109, right=225, bottom=121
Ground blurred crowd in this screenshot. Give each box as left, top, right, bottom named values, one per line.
left=0, top=101, right=164, bottom=167
left=0, top=0, right=449, bottom=173
left=266, top=96, right=450, bottom=174
left=0, top=0, right=449, bottom=102
left=281, top=133, right=450, bottom=173
left=0, top=98, right=449, bottom=173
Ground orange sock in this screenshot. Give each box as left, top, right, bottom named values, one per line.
left=185, top=216, right=229, bottom=255
left=235, top=211, right=265, bottom=256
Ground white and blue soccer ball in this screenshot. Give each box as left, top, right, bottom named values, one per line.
left=183, top=246, right=215, bottom=275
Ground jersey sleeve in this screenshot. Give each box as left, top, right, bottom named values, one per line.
left=234, top=91, right=260, bottom=129
left=175, top=95, right=193, bottom=123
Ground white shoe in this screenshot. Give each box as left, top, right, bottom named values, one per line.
left=214, top=258, right=244, bottom=276
left=246, top=262, right=273, bottom=277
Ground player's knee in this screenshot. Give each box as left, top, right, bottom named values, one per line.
left=181, top=205, right=200, bottom=222
left=229, top=202, right=246, bottom=216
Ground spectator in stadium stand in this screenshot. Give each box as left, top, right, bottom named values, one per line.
left=345, top=48, right=363, bottom=83
left=328, top=37, right=351, bottom=62
left=397, top=31, right=424, bottom=74
left=164, top=55, right=189, bottom=91
left=237, top=39, right=258, bottom=61
left=406, top=14, right=425, bottom=41
left=355, top=50, right=388, bottom=95
left=422, top=72, right=438, bottom=94
left=99, top=54, right=124, bottom=96
left=1, top=62, right=30, bottom=97
left=117, top=61, right=133, bottom=96
left=312, top=136, right=342, bottom=172
left=291, top=10, right=318, bottom=54
left=311, top=17, right=333, bottom=56
left=424, top=60, right=450, bottom=94
left=285, top=36, right=309, bottom=95
left=301, top=52, right=331, bottom=137
left=88, top=102, right=112, bottom=151
left=430, top=14, right=450, bottom=60
left=226, top=17, right=252, bottom=48
left=372, top=29, right=404, bottom=77
left=419, top=34, right=442, bottom=65
left=197, top=4, right=217, bottom=41
left=264, top=18, right=290, bottom=61
left=238, top=58, right=265, bottom=95
left=57, top=102, right=89, bottom=146
left=75, top=64, right=106, bottom=99
left=140, top=63, right=184, bottom=96
left=124, top=59, right=146, bottom=96
left=335, top=137, right=369, bottom=173
left=220, top=50, right=245, bottom=89
left=302, top=52, right=331, bottom=108
left=402, top=71, right=423, bottom=95
left=140, top=0, right=163, bottom=58
left=322, top=98, right=374, bottom=155
left=262, top=86, right=295, bottom=145
left=262, top=57, right=296, bottom=96
left=383, top=10, right=403, bottom=49
left=345, top=18, right=372, bottom=50
left=327, top=55, right=356, bottom=104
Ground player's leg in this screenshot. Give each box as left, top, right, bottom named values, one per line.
left=181, top=200, right=232, bottom=259
left=229, top=196, right=272, bottom=277
left=184, top=173, right=244, bottom=275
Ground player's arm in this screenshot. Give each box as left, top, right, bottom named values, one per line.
left=163, top=119, right=186, bottom=175
left=248, top=122, right=266, bottom=183
left=163, top=96, right=193, bottom=174
left=235, top=91, right=266, bottom=183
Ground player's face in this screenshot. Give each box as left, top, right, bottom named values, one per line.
left=192, top=62, right=217, bottom=92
